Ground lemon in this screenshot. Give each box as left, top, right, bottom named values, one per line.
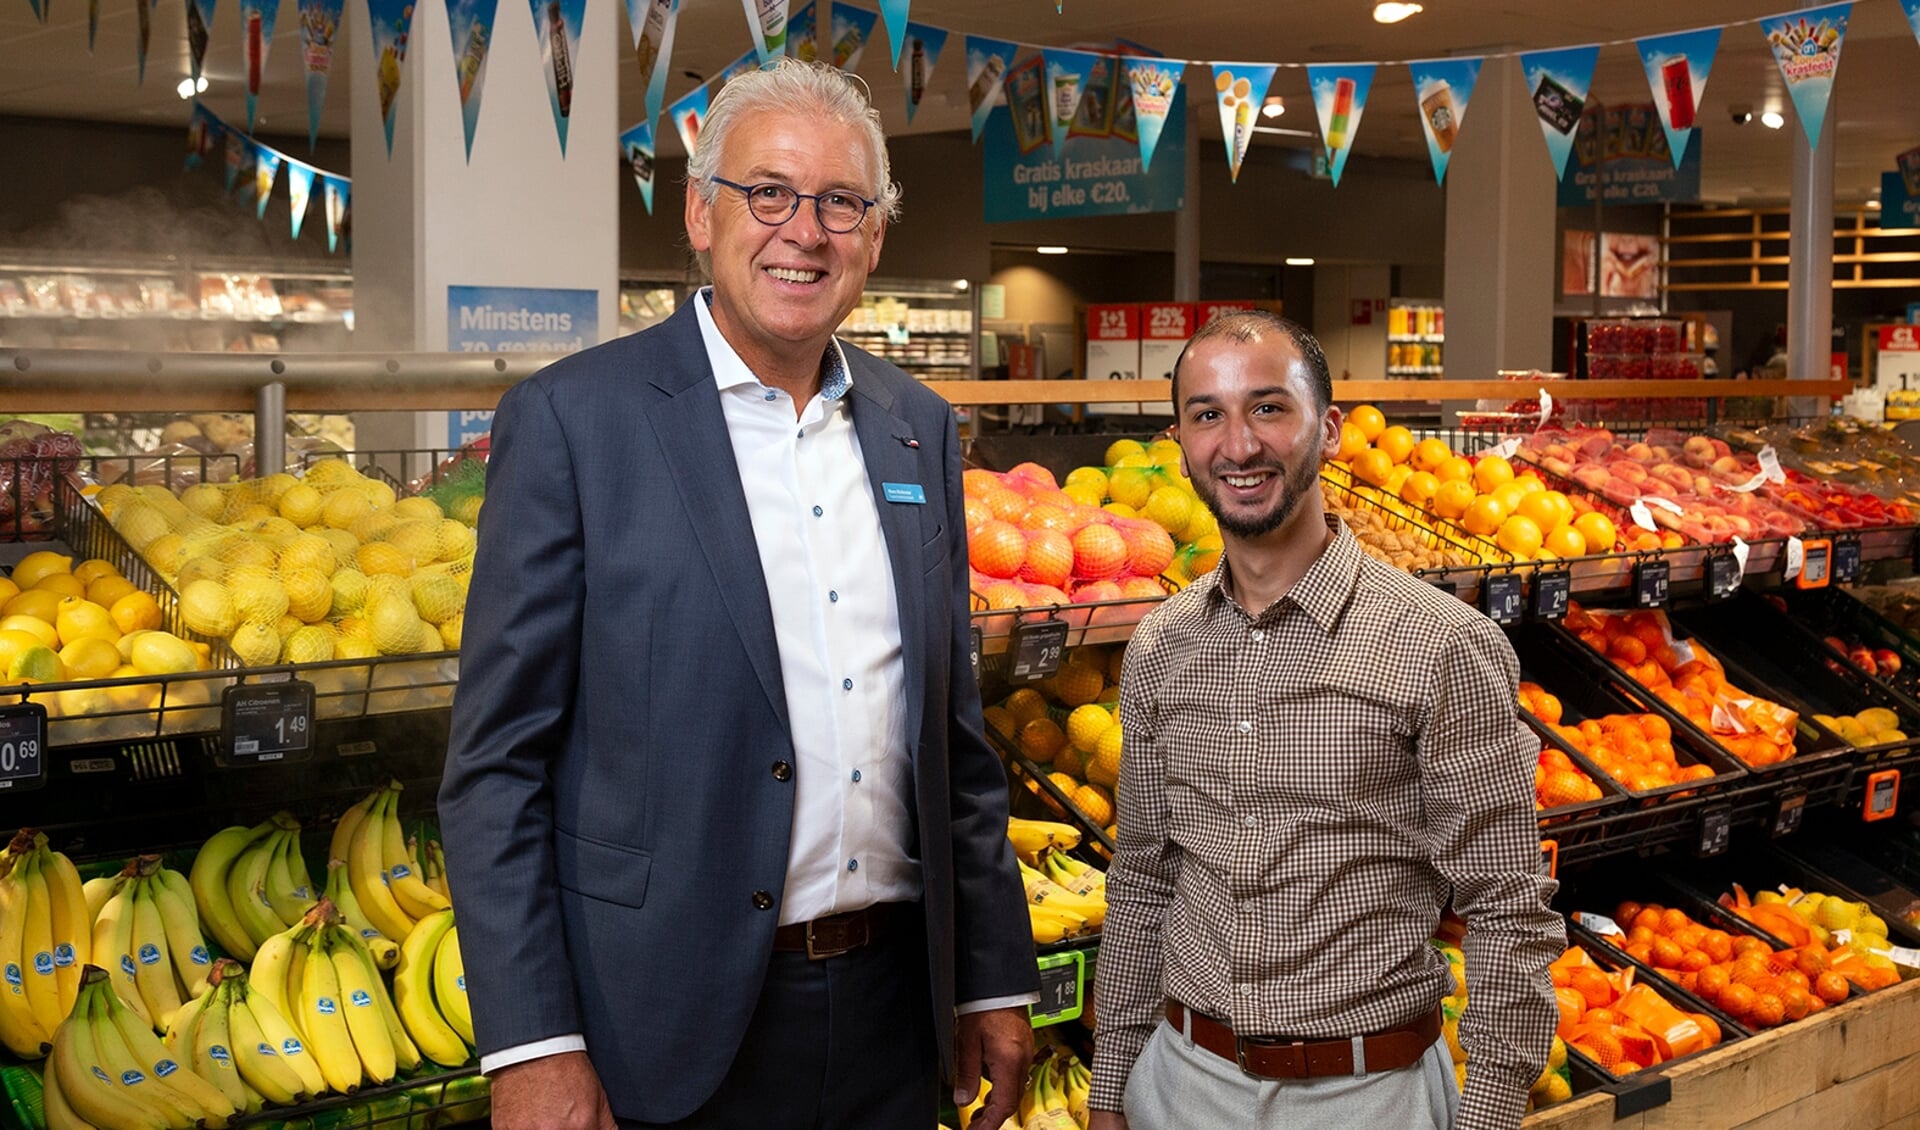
left=1, top=615, right=58, bottom=648
left=1180, top=506, right=1219, bottom=544
left=1817, top=897, right=1862, bottom=932
left=9, top=550, right=74, bottom=591
left=1102, top=503, right=1139, bottom=519
left=417, top=622, right=447, bottom=652
left=451, top=496, right=484, bottom=526
left=351, top=507, right=401, bottom=543
left=0, top=630, right=49, bottom=671
left=335, top=635, right=380, bottom=660
left=368, top=595, right=426, bottom=655
left=437, top=520, right=476, bottom=562
left=258, top=472, right=298, bottom=505
left=1066, top=704, right=1116, bottom=754
left=359, top=480, right=399, bottom=510
left=283, top=626, right=337, bottom=665
left=31, top=573, right=85, bottom=599
left=0, top=578, right=16, bottom=607
left=329, top=569, right=371, bottom=617
left=180, top=580, right=240, bottom=639
left=411, top=574, right=465, bottom=626
left=1143, top=487, right=1195, bottom=535
left=180, top=482, right=229, bottom=521
left=1104, top=439, right=1147, bottom=467
left=55, top=598, right=118, bottom=647
left=323, top=490, right=373, bottom=530
left=8, top=646, right=64, bottom=683
left=274, top=614, right=306, bottom=641
left=439, top=613, right=463, bottom=650
left=86, top=575, right=139, bottom=609
left=302, top=458, right=360, bottom=486
left=1859, top=912, right=1889, bottom=938
left=1093, top=723, right=1125, bottom=779
left=358, top=541, right=414, bottom=578
left=59, top=637, right=122, bottom=680
left=229, top=621, right=281, bottom=667
left=1065, top=467, right=1109, bottom=497
left=317, top=528, right=362, bottom=564
left=1003, top=688, right=1050, bottom=726
left=1107, top=467, right=1155, bottom=510
left=394, top=497, right=445, bottom=522
left=223, top=502, right=276, bottom=526
left=228, top=572, right=290, bottom=626
left=1859, top=707, right=1900, bottom=733
left=364, top=575, right=411, bottom=609
left=129, top=632, right=200, bottom=676
left=114, top=503, right=173, bottom=552
left=250, top=516, right=301, bottom=542
left=70, top=559, right=120, bottom=587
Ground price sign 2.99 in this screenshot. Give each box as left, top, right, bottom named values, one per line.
left=0, top=703, right=48, bottom=792
left=221, top=681, right=316, bottom=766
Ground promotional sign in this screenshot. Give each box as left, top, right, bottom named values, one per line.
left=251, top=144, right=282, bottom=220
left=298, top=0, right=344, bottom=149
left=902, top=23, right=946, bottom=124
left=1086, top=304, right=1142, bottom=416
left=1636, top=26, right=1719, bottom=169
left=1406, top=56, right=1480, bottom=184
left=1067, top=52, right=1121, bottom=141
left=367, top=0, right=418, bottom=153
left=1519, top=44, right=1600, bottom=179
left=1307, top=63, right=1374, bottom=186
left=1211, top=63, right=1275, bottom=183
left=629, top=0, right=680, bottom=133
left=830, top=2, right=876, bottom=70
left=982, top=83, right=1185, bottom=222
left=1873, top=323, right=1920, bottom=392
left=445, top=0, right=499, bottom=158
left=322, top=175, right=351, bottom=253
left=185, top=102, right=221, bottom=169
left=742, top=0, right=786, bottom=64
left=1762, top=3, right=1851, bottom=149
left=965, top=35, right=1018, bottom=142
left=1042, top=48, right=1101, bottom=158
left=667, top=83, right=709, bottom=155
left=1002, top=54, right=1048, bottom=156
left=1121, top=56, right=1180, bottom=172
left=1557, top=102, right=1702, bottom=206
left=187, top=0, right=217, bottom=79
left=786, top=0, right=821, bottom=62
left=878, top=0, right=907, bottom=68
left=446, top=286, right=598, bottom=446
left=531, top=0, right=586, bottom=153
left=620, top=120, right=657, bottom=214
left=239, top=0, right=282, bottom=129
left=1880, top=169, right=1920, bottom=229
left=1136, top=300, right=1190, bottom=416
left=712, top=48, right=760, bottom=94
left=285, top=159, right=316, bottom=239
left=1198, top=300, right=1256, bottom=326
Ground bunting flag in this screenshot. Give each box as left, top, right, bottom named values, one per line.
left=1067, top=52, right=1119, bottom=139
left=186, top=0, right=213, bottom=76
left=902, top=22, right=946, bottom=123
left=714, top=47, right=760, bottom=92
left=286, top=159, right=316, bottom=239
left=252, top=145, right=283, bottom=219
left=1307, top=64, right=1374, bottom=186
left=1407, top=57, right=1479, bottom=184
left=322, top=174, right=351, bottom=253
left=299, top=0, right=345, bottom=149
left=1762, top=3, right=1851, bottom=149
left=1636, top=27, right=1718, bottom=170
left=742, top=0, right=787, bottom=64
left=1120, top=56, right=1180, bottom=171
left=1519, top=44, right=1600, bottom=179
left=878, top=0, right=907, bottom=68
left=446, top=0, right=500, bottom=158
left=224, top=128, right=248, bottom=195
left=1907, top=0, right=1920, bottom=46
left=1211, top=62, right=1275, bottom=182
left=630, top=0, right=681, bottom=133
left=1002, top=54, right=1048, bottom=155
left=28, top=0, right=43, bottom=23
left=1042, top=48, right=1100, bottom=158
left=367, top=0, right=418, bottom=153
left=829, top=3, right=875, bottom=70
left=531, top=0, right=586, bottom=154
left=620, top=120, right=657, bottom=214
left=964, top=35, right=1018, bottom=142
left=135, top=0, right=153, bottom=83
left=667, top=83, right=709, bottom=155
left=89, top=0, right=98, bottom=50
left=787, top=0, right=822, bottom=62
left=240, top=0, right=282, bottom=129
left=185, top=103, right=221, bottom=169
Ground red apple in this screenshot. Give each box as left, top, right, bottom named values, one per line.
left=1874, top=649, right=1903, bottom=676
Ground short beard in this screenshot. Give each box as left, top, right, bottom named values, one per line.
left=1192, top=446, right=1323, bottom=540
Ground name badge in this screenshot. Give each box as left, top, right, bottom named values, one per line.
left=883, top=482, right=927, bottom=505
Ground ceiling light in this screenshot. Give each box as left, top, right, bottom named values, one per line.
left=1761, top=110, right=1785, bottom=130
left=1261, top=96, right=1285, bottom=120
left=1867, top=199, right=1882, bottom=210
left=953, top=278, right=970, bottom=290
left=1285, top=257, right=1315, bottom=266
left=1372, top=2, right=1423, bottom=23
left=1036, top=246, right=1069, bottom=255
left=175, top=76, right=208, bottom=99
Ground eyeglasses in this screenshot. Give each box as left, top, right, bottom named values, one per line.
left=708, top=177, right=877, bottom=234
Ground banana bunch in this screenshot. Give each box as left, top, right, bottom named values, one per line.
left=418, top=837, right=451, bottom=902
left=393, top=908, right=474, bottom=1068
left=334, top=781, right=452, bottom=950
left=188, top=814, right=314, bottom=963
left=1015, top=1051, right=1085, bottom=1130
left=163, top=959, right=323, bottom=1111
left=1018, top=851, right=1106, bottom=944
left=84, top=856, right=215, bottom=1035
left=0, top=829, right=89, bottom=1059
left=247, top=898, right=422, bottom=1094
left=1007, top=818, right=1082, bottom=861
left=43, top=964, right=238, bottom=1130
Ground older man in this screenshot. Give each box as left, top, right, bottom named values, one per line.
left=440, top=60, right=1038, bottom=1130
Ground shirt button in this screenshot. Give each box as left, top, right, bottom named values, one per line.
left=847, top=859, right=859, bottom=872
left=1252, top=630, right=1265, bottom=641
left=851, top=769, right=862, bottom=783
left=771, top=761, right=792, bottom=781
left=829, top=590, right=839, bottom=603
left=752, top=890, right=774, bottom=910
left=1237, top=721, right=1253, bottom=735
left=842, top=677, right=853, bottom=691
left=763, top=390, right=777, bottom=402
left=1241, top=984, right=1255, bottom=995
left=813, top=505, right=824, bottom=517
left=1243, top=815, right=1258, bottom=829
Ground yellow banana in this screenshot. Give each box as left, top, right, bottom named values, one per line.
left=240, top=980, right=326, bottom=1097
left=0, top=853, right=51, bottom=1057
left=325, top=861, right=399, bottom=969
left=1027, top=904, right=1086, bottom=945
left=149, top=867, right=212, bottom=1000
left=130, top=878, right=184, bottom=1033
left=50, top=976, right=170, bottom=1130
left=335, top=925, right=420, bottom=1072
left=38, top=837, right=92, bottom=1018
left=102, top=977, right=237, bottom=1128
left=18, top=851, right=66, bottom=1039
left=1065, top=1058, right=1092, bottom=1127
left=423, top=840, right=451, bottom=902
left=326, top=929, right=396, bottom=1083
left=190, top=822, right=277, bottom=962
left=1019, top=863, right=1105, bottom=927
left=94, top=881, right=154, bottom=1028
left=41, top=1058, right=93, bottom=1130
left=185, top=978, right=249, bottom=1112
left=298, top=925, right=363, bottom=1093
left=226, top=830, right=287, bottom=950
left=284, top=830, right=315, bottom=916
left=379, top=786, right=450, bottom=920
left=1007, top=818, right=1082, bottom=859
left=248, top=921, right=310, bottom=1043
left=327, top=791, right=379, bottom=877
left=348, top=793, right=416, bottom=943
left=1043, top=849, right=1102, bottom=898
left=161, top=987, right=209, bottom=1056
left=262, top=832, right=310, bottom=928
left=1018, top=1058, right=1040, bottom=1126
left=433, top=924, right=474, bottom=1046
left=394, top=909, right=468, bottom=1067
left=222, top=981, right=307, bottom=1105
left=83, top=874, right=123, bottom=921
left=958, top=1077, right=992, bottom=1130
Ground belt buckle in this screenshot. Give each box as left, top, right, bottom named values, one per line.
left=1234, top=1035, right=1306, bottom=1079
left=803, top=918, right=856, bottom=960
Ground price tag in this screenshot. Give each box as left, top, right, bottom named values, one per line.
left=969, top=626, right=983, bottom=685
left=1429, top=578, right=1459, bottom=597
left=1029, top=950, right=1086, bottom=1027
left=1488, top=436, right=1522, bottom=460
left=1757, top=445, right=1785, bottom=484
left=1006, top=620, right=1070, bottom=684
left=1481, top=573, right=1524, bottom=626
left=1871, top=943, right=1920, bottom=970
left=1574, top=911, right=1623, bottom=939
left=0, top=703, right=48, bottom=793
left=1530, top=570, right=1571, bottom=622
left=1697, top=804, right=1733, bottom=857
left=1833, top=537, right=1862, bottom=584
left=1795, top=539, right=1832, bottom=590
left=1706, top=553, right=1742, bottom=601
left=220, top=680, right=315, bottom=765
left=1771, top=788, right=1808, bottom=838
left=1865, top=768, right=1901, bottom=822
left=1785, top=536, right=1805, bottom=581
left=1634, top=558, right=1671, bottom=608
left=1630, top=501, right=1657, bottom=531
left=1537, top=387, right=1554, bottom=427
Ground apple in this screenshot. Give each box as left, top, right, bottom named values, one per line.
left=1874, top=649, right=1902, bottom=676
left=1849, top=646, right=1879, bottom=677
left=1824, top=635, right=1851, bottom=654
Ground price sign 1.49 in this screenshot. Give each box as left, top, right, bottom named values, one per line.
left=221, top=681, right=316, bottom=766
left=0, top=703, right=48, bottom=792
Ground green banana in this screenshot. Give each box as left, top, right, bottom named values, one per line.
left=262, top=831, right=310, bottom=928
left=325, top=859, right=399, bottom=968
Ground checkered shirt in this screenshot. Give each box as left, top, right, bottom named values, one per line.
left=1090, top=519, right=1564, bottom=1129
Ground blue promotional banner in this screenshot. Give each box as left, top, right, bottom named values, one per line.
left=1636, top=27, right=1719, bottom=170
left=742, top=0, right=786, bottom=65
left=252, top=144, right=281, bottom=219
left=186, top=0, right=215, bottom=77
left=786, top=0, right=821, bottom=62
left=1762, top=3, right=1851, bottom=149
left=982, top=82, right=1185, bottom=222
left=298, top=0, right=344, bottom=149
left=185, top=102, right=221, bottom=169
left=239, top=0, right=282, bottom=129
left=667, top=83, right=708, bottom=155
left=965, top=36, right=1017, bottom=142
left=1519, top=44, right=1599, bottom=180
left=1211, top=62, right=1274, bottom=183
left=1906, top=0, right=1920, bottom=47
left=322, top=175, right=351, bottom=253
left=367, top=0, right=418, bottom=153
left=1407, top=57, right=1479, bottom=184
left=630, top=0, right=680, bottom=134
left=620, top=120, right=657, bottom=214
left=1556, top=103, right=1701, bottom=207
left=285, top=160, right=315, bottom=239
left=446, top=0, right=499, bottom=158
left=902, top=22, right=946, bottom=124
left=446, top=285, right=598, bottom=446
left=829, top=3, right=875, bottom=70
left=1308, top=63, right=1374, bottom=186
left=531, top=0, right=585, bottom=154
left=1121, top=56, right=1181, bottom=172
left=878, top=0, right=907, bottom=69
left=1881, top=170, right=1920, bottom=230
left=1042, top=48, right=1100, bottom=159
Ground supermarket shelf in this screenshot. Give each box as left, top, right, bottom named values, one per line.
left=1388, top=334, right=1446, bottom=344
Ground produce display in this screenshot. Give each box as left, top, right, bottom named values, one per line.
left=983, top=647, right=1125, bottom=837
left=956, top=1042, right=1093, bottom=1130
left=43, top=964, right=243, bottom=1129
left=1006, top=818, right=1106, bottom=944
left=1716, top=885, right=1903, bottom=992
left=1321, top=479, right=1478, bottom=572
left=1, top=551, right=207, bottom=689
left=0, top=832, right=89, bottom=1058
left=1435, top=936, right=1574, bottom=1110
left=1726, top=420, right=1920, bottom=505
left=1517, top=683, right=1606, bottom=809
left=0, top=421, right=83, bottom=538
left=1549, top=942, right=1724, bottom=1070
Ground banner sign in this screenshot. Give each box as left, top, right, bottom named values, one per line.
left=444, top=0, right=500, bottom=158
left=251, top=144, right=282, bottom=219
left=1881, top=169, right=1920, bottom=229
left=1907, top=0, right=1920, bottom=48
left=965, top=35, right=1017, bottom=142
left=187, top=0, right=216, bottom=78
left=239, top=0, right=282, bottom=129
left=787, top=0, right=822, bottom=62
left=667, top=83, right=709, bottom=155
left=743, top=0, right=787, bottom=64
left=620, top=120, right=657, bottom=214
left=1556, top=102, right=1702, bottom=207
left=532, top=0, right=585, bottom=154
left=982, top=82, right=1185, bottom=222
left=1636, top=26, right=1719, bottom=169
left=1519, top=44, right=1599, bottom=179
left=1122, top=56, right=1179, bottom=172
left=902, top=22, right=946, bottom=123
left=1406, top=57, right=1480, bottom=185
left=186, top=102, right=221, bottom=169
left=878, top=0, right=907, bottom=68
left=445, top=285, right=598, bottom=444
left=1307, top=63, right=1374, bottom=186
left=630, top=0, right=680, bottom=133
left=830, top=2, right=876, bottom=70
left=285, top=160, right=316, bottom=239
left=1211, top=63, right=1275, bottom=183
left=367, top=0, right=418, bottom=153
left=714, top=47, right=760, bottom=92
left=1762, top=3, right=1851, bottom=149
left=224, top=128, right=249, bottom=195
left=322, top=174, right=351, bottom=253
left=298, top=0, right=344, bottom=149
left=1042, top=48, right=1101, bottom=159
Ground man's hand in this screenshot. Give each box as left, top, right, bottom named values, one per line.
left=954, top=1006, right=1034, bottom=1130
left=1088, top=1112, right=1129, bottom=1130
left=489, top=1051, right=617, bottom=1130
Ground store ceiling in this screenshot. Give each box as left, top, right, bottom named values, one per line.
left=4, top=0, right=1919, bottom=205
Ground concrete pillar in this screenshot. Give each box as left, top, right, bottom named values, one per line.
left=1787, top=104, right=1836, bottom=417
left=1173, top=77, right=1202, bottom=302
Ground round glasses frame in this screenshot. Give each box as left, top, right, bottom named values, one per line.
left=707, top=176, right=878, bottom=234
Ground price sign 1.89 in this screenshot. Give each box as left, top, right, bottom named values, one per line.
left=221, top=681, right=316, bottom=766
left=1029, top=949, right=1086, bottom=1027
left=0, top=703, right=48, bottom=792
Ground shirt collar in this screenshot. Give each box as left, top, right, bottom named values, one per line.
left=696, top=286, right=852, bottom=402
left=1205, top=515, right=1362, bottom=633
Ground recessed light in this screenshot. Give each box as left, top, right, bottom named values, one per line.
left=1372, top=2, right=1423, bottom=23
left=1261, top=96, right=1285, bottom=120
left=175, top=76, right=208, bottom=99
left=1761, top=110, right=1785, bottom=130
left=1285, top=257, right=1315, bottom=266
left=1036, top=246, right=1069, bottom=255
left=1867, top=199, right=1882, bottom=210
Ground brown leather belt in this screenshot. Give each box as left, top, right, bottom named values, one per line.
left=771, top=906, right=884, bottom=960
left=1165, top=999, right=1443, bottom=1080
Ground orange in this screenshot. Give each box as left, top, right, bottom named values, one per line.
left=1701, top=930, right=1734, bottom=963
left=1781, top=986, right=1811, bottom=1021
left=1615, top=901, right=1644, bottom=926
left=1569, top=966, right=1613, bottom=1009
left=1814, top=970, right=1850, bottom=1004
left=1748, top=993, right=1786, bottom=1028
left=1413, top=437, right=1453, bottom=471
left=1610, top=635, right=1648, bottom=665
left=1679, top=949, right=1713, bottom=973
left=1400, top=471, right=1440, bottom=507
left=1473, top=455, right=1516, bottom=494
left=1352, top=448, right=1395, bottom=487
left=1348, top=404, right=1387, bottom=441
left=1432, top=480, right=1476, bottom=519
left=1544, top=526, right=1587, bottom=558
left=1462, top=496, right=1509, bottom=537
left=1650, top=937, right=1684, bottom=968
left=1496, top=514, right=1544, bottom=558
left=1659, top=908, right=1691, bottom=935
left=1376, top=426, right=1416, bottom=465
left=1515, top=475, right=1546, bottom=495
left=1491, top=481, right=1530, bottom=515
left=1795, top=947, right=1829, bottom=978
left=1337, top=422, right=1369, bottom=461
left=1696, top=964, right=1731, bottom=1000
left=1573, top=512, right=1618, bottom=554
left=1518, top=490, right=1575, bottom=532
left=1384, top=465, right=1414, bottom=496
left=1717, top=982, right=1756, bottom=1018
left=1435, top=456, right=1475, bottom=484
left=1534, top=692, right=1563, bottom=725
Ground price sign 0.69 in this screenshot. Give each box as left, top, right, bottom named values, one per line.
left=0, top=703, right=48, bottom=792
left=221, top=681, right=315, bottom=765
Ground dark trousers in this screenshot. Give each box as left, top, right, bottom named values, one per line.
left=620, top=902, right=940, bottom=1130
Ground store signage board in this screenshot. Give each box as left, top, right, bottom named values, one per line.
left=221, top=681, right=316, bottom=766
left=440, top=285, right=599, bottom=448
left=982, top=82, right=1187, bottom=223
left=1833, top=537, right=1862, bottom=584
left=1873, top=322, right=1920, bottom=394
left=1706, top=553, right=1742, bottom=601
left=1556, top=103, right=1702, bottom=207
left=1696, top=804, right=1733, bottom=857
left=1030, top=949, right=1085, bottom=1026
left=0, top=703, right=47, bottom=793
left=968, top=626, right=983, bottom=685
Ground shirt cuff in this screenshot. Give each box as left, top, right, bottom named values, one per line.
left=957, top=993, right=1042, bottom=1015
left=1456, top=1069, right=1531, bottom=1130
left=480, top=1034, right=588, bottom=1075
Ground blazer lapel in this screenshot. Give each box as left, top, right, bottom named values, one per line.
left=848, top=371, right=930, bottom=753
